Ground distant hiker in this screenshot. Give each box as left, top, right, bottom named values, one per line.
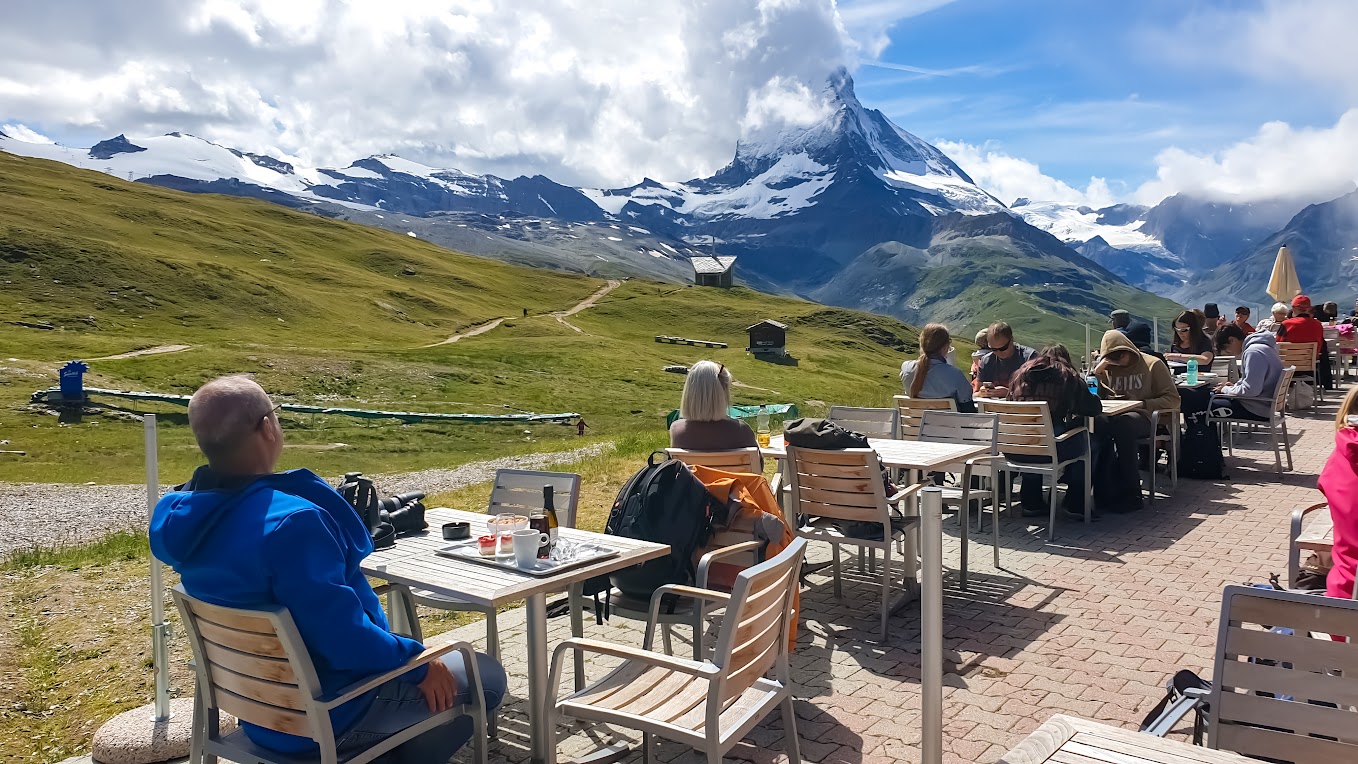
left=576, top=418, right=589, bottom=436
left=1110, top=309, right=1131, bottom=331
left=150, top=375, right=505, bottom=760
left=523, top=307, right=529, bottom=317
left=900, top=323, right=975, bottom=412
left=974, top=322, right=1036, bottom=397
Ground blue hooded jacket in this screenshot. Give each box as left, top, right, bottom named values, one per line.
left=150, top=467, right=426, bottom=753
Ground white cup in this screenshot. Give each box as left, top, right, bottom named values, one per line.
left=512, top=529, right=549, bottom=568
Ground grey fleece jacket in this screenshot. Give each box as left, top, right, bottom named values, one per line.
left=1219, top=331, right=1284, bottom=418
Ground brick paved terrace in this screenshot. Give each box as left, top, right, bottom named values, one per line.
left=437, top=385, right=1347, bottom=764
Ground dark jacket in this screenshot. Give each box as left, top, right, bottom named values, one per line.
left=150, top=467, right=426, bottom=754
left=1008, top=355, right=1101, bottom=433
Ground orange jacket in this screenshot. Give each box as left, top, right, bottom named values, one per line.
left=690, top=464, right=799, bottom=649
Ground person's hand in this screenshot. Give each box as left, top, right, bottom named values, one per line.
left=1215, top=382, right=1228, bottom=393
left=1093, top=359, right=1109, bottom=374
left=417, top=658, right=458, bottom=713
left=989, top=385, right=1009, bottom=398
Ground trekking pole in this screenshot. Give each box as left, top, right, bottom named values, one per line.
left=145, top=414, right=171, bottom=721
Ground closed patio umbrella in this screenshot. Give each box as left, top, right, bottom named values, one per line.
left=1267, top=244, right=1302, bottom=302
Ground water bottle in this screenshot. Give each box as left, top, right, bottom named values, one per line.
left=756, top=404, right=771, bottom=448
left=1086, top=374, right=1099, bottom=397
left=1186, top=358, right=1198, bottom=385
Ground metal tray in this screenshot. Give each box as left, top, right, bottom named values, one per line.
left=435, top=539, right=619, bottom=577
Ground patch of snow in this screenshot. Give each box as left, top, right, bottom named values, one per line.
left=606, top=236, right=623, bottom=241
left=628, top=226, right=651, bottom=234
left=407, top=231, right=417, bottom=238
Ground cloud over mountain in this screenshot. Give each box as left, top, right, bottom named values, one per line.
left=0, top=0, right=856, bottom=188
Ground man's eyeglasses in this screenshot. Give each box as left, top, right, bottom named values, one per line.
left=258, top=403, right=281, bottom=430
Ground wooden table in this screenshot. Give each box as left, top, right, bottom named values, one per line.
left=1100, top=399, right=1144, bottom=416
left=363, top=507, right=669, bottom=764
left=1297, top=505, right=1335, bottom=554
left=999, top=714, right=1253, bottom=763
left=760, top=434, right=988, bottom=470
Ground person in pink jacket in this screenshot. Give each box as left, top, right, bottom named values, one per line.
left=1319, top=387, right=1358, bottom=600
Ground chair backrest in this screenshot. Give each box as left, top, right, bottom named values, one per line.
left=1273, top=366, right=1297, bottom=415
left=664, top=447, right=762, bottom=475
left=976, top=400, right=1059, bottom=458
left=1207, top=585, right=1358, bottom=761
left=1214, top=355, right=1239, bottom=383
left=487, top=469, right=582, bottom=528
left=893, top=395, right=957, bottom=439
left=1277, top=341, right=1317, bottom=371
left=828, top=405, right=899, bottom=439
left=172, top=586, right=327, bottom=741
left=710, top=537, right=807, bottom=703
left=784, top=446, right=890, bottom=530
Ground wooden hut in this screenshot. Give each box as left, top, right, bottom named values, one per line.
left=746, top=320, right=788, bottom=356
left=690, top=255, right=737, bottom=288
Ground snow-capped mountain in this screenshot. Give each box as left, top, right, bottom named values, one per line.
left=1011, top=199, right=1190, bottom=293
left=1, top=70, right=1179, bottom=340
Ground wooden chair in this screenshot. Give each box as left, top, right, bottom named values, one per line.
left=785, top=446, right=927, bottom=640
left=977, top=400, right=1091, bottom=541
left=917, top=410, right=1002, bottom=579
left=407, top=469, right=581, bottom=727
left=1209, top=366, right=1295, bottom=475
left=1277, top=341, right=1320, bottom=406
left=546, top=538, right=808, bottom=764
left=894, top=396, right=957, bottom=439
left=828, top=405, right=900, bottom=439
left=1337, top=328, right=1357, bottom=381
left=665, top=447, right=762, bottom=474
left=1288, top=501, right=1332, bottom=592
left=1205, top=585, right=1358, bottom=761
left=173, top=585, right=488, bottom=764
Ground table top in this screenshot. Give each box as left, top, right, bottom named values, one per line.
left=361, top=508, right=669, bottom=608
left=762, top=435, right=988, bottom=471
left=998, top=714, right=1252, bottom=763
left=1297, top=506, right=1335, bottom=553
left=1100, top=399, right=1143, bottom=416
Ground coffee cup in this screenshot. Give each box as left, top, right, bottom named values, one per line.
left=512, top=529, right=549, bottom=568
left=442, top=522, right=470, bottom=540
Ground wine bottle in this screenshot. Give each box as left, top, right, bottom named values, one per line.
left=543, top=485, right=560, bottom=551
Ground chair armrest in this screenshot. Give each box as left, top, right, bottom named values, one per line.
left=887, top=481, right=932, bottom=504
left=964, top=454, right=1007, bottom=467
left=696, top=541, right=763, bottom=589
left=1055, top=428, right=1085, bottom=442
left=654, top=584, right=732, bottom=606
left=768, top=472, right=783, bottom=496
left=318, top=641, right=469, bottom=709
left=550, top=638, right=717, bottom=679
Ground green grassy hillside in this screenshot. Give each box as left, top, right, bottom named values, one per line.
left=0, top=152, right=946, bottom=483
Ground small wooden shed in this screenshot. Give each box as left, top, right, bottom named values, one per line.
left=690, top=255, right=737, bottom=288
left=746, top=320, right=788, bottom=356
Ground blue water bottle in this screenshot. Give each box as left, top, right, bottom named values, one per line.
left=1086, top=374, right=1099, bottom=396
left=1186, top=358, right=1198, bottom=385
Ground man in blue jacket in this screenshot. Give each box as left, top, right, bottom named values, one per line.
left=150, top=376, right=505, bottom=762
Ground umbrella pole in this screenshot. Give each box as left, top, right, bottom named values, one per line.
left=1153, top=317, right=1160, bottom=352
left=146, top=414, right=171, bottom=721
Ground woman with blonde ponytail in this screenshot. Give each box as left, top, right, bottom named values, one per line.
left=900, top=324, right=974, bottom=412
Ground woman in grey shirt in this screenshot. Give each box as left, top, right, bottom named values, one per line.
left=669, top=360, right=760, bottom=452
left=900, top=323, right=975, bottom=412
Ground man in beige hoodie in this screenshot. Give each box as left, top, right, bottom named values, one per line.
left=1093, top=330, right=1181, bottom=512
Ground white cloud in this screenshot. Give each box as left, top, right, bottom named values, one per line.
left=1132, top=110, right=1358, bottom=205
left=936, top=140, right=1115, bottom=208
left=0, top=0, right=854, bottom=187
left=1156, top=0, right=1358, bottom=101
left=1, top=122, right=53, bottom=143
left=836, top=0, right=956, bottom=58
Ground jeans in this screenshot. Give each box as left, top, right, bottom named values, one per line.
left=335, top=652, right=507, bottom=764
left=1099, top=412, right=1149, bottom=501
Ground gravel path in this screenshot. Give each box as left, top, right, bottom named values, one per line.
left=0, top=442, right=612, bottom=557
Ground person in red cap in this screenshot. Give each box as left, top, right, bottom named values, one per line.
left=1278, top=295, right=1324, bottom=348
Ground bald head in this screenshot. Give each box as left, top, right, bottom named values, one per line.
left=188, top=376, right=281, bottom=472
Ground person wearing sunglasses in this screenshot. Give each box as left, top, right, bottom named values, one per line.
left=1164, top=309, right=1215, bottom=372
left=973, top=321, right=1036, bottom=398
left=151, top=376, right=505, bottom=762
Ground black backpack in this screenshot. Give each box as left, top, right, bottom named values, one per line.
left=602, top=452, right=731, bottom=599
left=1176, top=411, right=1228, bottom=480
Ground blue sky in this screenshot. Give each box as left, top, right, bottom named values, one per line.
left=845, top=0, right=1358, bottom=204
